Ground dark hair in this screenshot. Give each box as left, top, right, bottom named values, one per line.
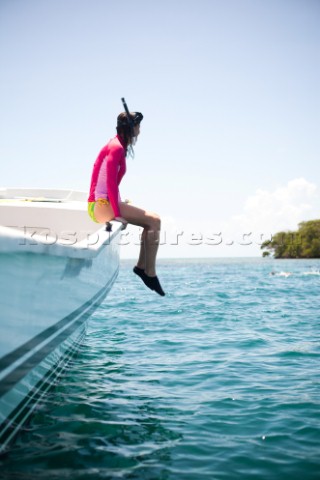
left=116, top=111, right=143, bottom=156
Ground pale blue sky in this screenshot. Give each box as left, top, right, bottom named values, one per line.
left=1, top=0, right=319, bottom=257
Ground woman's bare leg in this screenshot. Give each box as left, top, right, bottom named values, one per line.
left=136, top=228, right=147, bottom=270
left=91, top=201, right=164, bottom=294
left=119, top=203, right=161, bottom=277
left=92, top=202, right=160, bottom=275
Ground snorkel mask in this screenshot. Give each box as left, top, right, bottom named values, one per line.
left=119, top=97, right=143, bottom=134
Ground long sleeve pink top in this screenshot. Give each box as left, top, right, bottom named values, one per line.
left=88, top=135, right=126, bottom=218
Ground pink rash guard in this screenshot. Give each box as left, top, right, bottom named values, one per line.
left=88, top=135, right=126, bottom=218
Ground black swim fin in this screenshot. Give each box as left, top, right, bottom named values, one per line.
left=133, top=266, right=165, bottom=296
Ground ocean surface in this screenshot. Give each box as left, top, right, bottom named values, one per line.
left=1, top=258, right=320, bottom=480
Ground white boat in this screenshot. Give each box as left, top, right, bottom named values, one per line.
left=0, top=188, right=122, bottom=452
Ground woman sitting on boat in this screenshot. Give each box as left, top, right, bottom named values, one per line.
left=88, top=101, right=165, bottom=297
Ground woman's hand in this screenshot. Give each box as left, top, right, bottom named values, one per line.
left=115, top=216, right=128, bottom=230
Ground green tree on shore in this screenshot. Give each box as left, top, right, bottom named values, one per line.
left=261, top=219, right=320, bottom=258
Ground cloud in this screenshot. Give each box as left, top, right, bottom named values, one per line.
left=229, top=178, right=319, bottom=237
left=121, top=179, right=319, bottom=258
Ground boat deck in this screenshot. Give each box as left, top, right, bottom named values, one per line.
left=0, top=188, right=120, bottom=258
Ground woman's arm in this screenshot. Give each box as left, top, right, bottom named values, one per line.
left=106, top=145, right=124, bottom=218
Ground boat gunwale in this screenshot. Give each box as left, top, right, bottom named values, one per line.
left=0, top=188, right=123, bottom=259
left=0, top=223, right=123, bottom=259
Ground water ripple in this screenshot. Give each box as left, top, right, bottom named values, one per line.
left=1, top=258, right=320, bottom=479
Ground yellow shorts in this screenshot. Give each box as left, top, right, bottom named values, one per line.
left=87, top=199, right=110, bottom=223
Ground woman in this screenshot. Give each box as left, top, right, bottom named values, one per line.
left=88, top=109, right=165, bottom=296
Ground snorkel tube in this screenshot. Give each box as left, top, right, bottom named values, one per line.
left=121, top=97, right=134, bottom=135
left=119, top=98, right=143, bottom=157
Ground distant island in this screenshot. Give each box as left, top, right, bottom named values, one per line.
left=261, top=219, right=320, bottom=258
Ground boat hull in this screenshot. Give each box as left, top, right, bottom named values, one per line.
left=0, top=189, right=122, bottom=452
left=0, top=245, right=120, bottom=451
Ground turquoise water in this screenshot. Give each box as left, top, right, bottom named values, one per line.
left=1, top=258, right=320, bottom=479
